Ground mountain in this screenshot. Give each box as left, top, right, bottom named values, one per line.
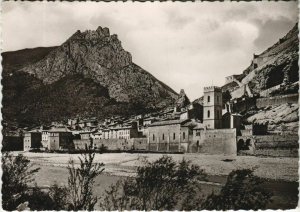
left=220, top=23, right=299, bottom=133
left=2, top=27, right=178, bottom=129
left=222, top=23, right=299, bottom=99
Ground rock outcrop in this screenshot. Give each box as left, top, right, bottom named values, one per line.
left=19, top=27, right=177, bottom=104
left=2, top=26, right=178, bottom=127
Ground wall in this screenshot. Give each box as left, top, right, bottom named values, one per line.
left=260, top=84, right=282, bottom=97
left=131, top=138, right=148, bottom=150
left=256, top=94, right=298, bottom=108
left=199, top=129, right=237, bottom=155
left=231, top=97, right=256, bottom=113
left=93, top=139, right=129, bottom=150
left=237, top=134, right=299, bottom=157
left=74, top=139, right=91, bottom=149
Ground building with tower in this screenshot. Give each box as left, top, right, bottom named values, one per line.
left=203, top=86, right=223, bottom=129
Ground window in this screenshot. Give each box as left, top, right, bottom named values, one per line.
left=207, top=110, right=210, bottom=118
left=207, top=96, right=210, bottom=103
left=153, top=134, right=155, bottom=141
left=162, top=134, right=165, bottom=140
left=173, top=133, right=175, bottom=140
left=183, top=132, right=185, bottom=140
left=217, top=96, right=219, bottom=103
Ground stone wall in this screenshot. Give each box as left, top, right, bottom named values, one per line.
left=74, top=139, right=91, bottom=149
left=256, top=94, right=298, bottom=108
left=93, top=139, right=129, bottom=150
left=198, top=129, right=237, bottom=155
left=237, top=134, right=299, bottom=157
left=131, top=138, right=148, bottom=150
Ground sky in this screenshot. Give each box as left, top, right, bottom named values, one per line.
left=2, top=1, right=298, bottom=100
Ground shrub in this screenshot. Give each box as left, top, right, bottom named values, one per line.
left=201, top=169, right=272, bottom=210
left=66, top=149, right=105, bottom=210
left=2, top=152, right=40, bottom=210
left=99, top=155, right=207, bottom=210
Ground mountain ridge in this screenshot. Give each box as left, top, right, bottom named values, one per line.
left=2, top=26, right=178, bottom=129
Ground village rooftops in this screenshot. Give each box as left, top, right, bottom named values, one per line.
left=48, top=127, right=72, bottom=133
left=149, top=119, right=190, bottom=127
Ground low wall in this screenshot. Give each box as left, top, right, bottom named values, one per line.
left=199, top=129, right=237, bottom=155
left=256, top=94, right=298, bottom=108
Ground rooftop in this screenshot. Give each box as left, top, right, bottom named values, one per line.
left=149, top=119, right=190, bottom=127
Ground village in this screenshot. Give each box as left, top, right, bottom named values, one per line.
left=19, top=76, right=298, bottom=157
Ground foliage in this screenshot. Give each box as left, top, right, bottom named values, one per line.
left=99, top=155, right=207, bottom=210
left=48, top=183, right=69, bottom=210
left=1, top=152, right=40, bottom=210
left=66, top=149, right=105, bottom=210
left=201, top=169, right=272, bottom=210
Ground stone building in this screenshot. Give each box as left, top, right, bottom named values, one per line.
left=23, top=131, right=42, bottom=151
left=222, top=112, right=242, bottom=132
left=203, top=86, right=223, bottom=129
left=41, top=130, right=50, bottom=149
left=148, top=119, right=196, bottom=152
left=48, top=128, right=73, bottom=150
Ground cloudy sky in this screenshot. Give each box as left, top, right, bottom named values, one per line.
left=2, top=1, right=298, bottom=100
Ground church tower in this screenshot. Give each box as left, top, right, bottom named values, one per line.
left=203, top=86, right=222, bottom=129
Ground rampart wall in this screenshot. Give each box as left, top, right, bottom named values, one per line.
left=237, top=134, right=298, bottom=157
left=199, top=129, right=237, bottom=155
left=256, top=94, right=298, bottom=108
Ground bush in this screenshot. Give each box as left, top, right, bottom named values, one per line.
left=66, top=149, right=105, bottom=210
left=99, top=155, right=207, bottom=210
left=201, top=169, right=272, bottom=210
left=2, top=152, right=40, bottom=210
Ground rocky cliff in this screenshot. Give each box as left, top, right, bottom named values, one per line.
left=2, top=27, right=178, bottom=128
left=223, top=23, right=298, bottom=99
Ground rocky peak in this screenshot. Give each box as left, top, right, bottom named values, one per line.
left=175, top=89, right=190, bottom=109
left=16, top=26, right=177, bottom=107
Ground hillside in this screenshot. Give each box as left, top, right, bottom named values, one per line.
left=2, top=26, right=178, bottom=129
left=224, top=23, right=298, bottom=99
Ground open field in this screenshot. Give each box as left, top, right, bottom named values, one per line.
left=18, top=152, right=299, bottom=181
left=21, top=152, right=299, bottom=209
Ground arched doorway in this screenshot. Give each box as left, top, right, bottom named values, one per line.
left=237, top=139, right=244, bottom=152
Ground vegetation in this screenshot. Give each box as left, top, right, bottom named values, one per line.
left=201, top=169, right=272, bottom=210
left=66, top=149, right=105, bottom=210
left=2, top=149, right=104, bottom=210
left=2, top=152, right=40, bottom=210
left=2, top=152, right=272, bottom=210
left=99, top=155, right=208, bottom=210
left=100, top=157, right=272, bottom=210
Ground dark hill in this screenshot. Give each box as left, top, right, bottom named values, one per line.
left=2, top=27, right=178, bottom=129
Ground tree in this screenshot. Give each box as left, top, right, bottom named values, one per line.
left=2, top=152, right=40, bottom=210
left=100, top=155, right=207, bottom=210
left=67, top=149, right=105, bottom=210
left=201, top=169, right=272, bottom=210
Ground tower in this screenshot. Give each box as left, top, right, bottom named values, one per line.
left=203, top=86, right=222, bottom=129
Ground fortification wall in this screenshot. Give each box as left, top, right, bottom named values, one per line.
left=256, top=94, right=298, bottom=108
left=93, top=139, right=129, bottom=150
left=237, top=134, right=298, bottom=157
left=131, top=138, right=148, bottom=150
left=199, top=129, right=237, bottom=155
left=74, top=139, right=90, bottom=149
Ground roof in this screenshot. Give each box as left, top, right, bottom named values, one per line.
left=48, top=128, right=72, bottom=133
left=193, top=123, right=206, bottom=130
left=149, top=119, right=190, bottom=127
